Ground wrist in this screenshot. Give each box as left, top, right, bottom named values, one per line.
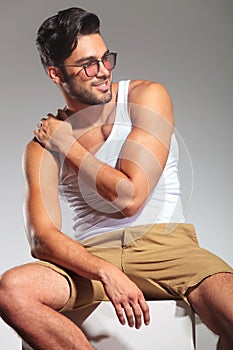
left=98, top=261, right=116, bottom=284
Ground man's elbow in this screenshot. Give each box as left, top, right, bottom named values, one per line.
left=28, top=235, right=45, bottom=260
left=111, top=179, right=146, bottom=217
left=26, top=228, right=50, bottom=260
left=121, top=199, right=143, bottom=217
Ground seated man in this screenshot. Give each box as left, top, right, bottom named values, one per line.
left=0, top=7, right=232, bottom=350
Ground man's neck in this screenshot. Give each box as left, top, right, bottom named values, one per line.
left=63, top=81, right=119, bottom=122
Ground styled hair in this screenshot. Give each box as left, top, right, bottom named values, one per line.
left=36, top=7, right=100, bottom=69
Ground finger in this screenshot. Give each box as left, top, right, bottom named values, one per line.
left=114, top=303, right=126, bottom=326
left=33, top=129, right=41, bottom=141
left=42, top=118, right=50, bottom=126
left=40, top=117, right=49, bottom=125
left=37, top=118, right=48, bottom=129
left=139, top=297, right=150, bottom=326
left=122, top=303, right=136, bottom=328
left=33, top=129, right=38, bottom=136
left=34, top=127, right=45, bottom=139
left=47, top=113, right=55, bottom=118
left=130, top=303, right=143, bottom=329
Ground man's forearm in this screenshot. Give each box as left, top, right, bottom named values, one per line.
left=30, top=225, right=111, bottom=282
left=29, top=223, right=150, bottom=329
left=60, top=138, right=136, bottom=215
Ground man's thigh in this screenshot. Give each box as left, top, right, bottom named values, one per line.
left=1, top=262, right=71, bottom=311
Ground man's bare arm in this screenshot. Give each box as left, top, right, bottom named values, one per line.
left=23, top=140, right=150, bottom=328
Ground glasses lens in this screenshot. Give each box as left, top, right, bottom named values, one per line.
left=84, top=53, right=117, bottom=77
left=103, top=53, right=116, bottom=70
left=85, top=61, right=99, bottom=77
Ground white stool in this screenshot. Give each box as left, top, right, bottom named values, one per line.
left=22, top=300, right=196, bottom=349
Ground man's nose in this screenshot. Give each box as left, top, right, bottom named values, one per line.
left=96, top=60, right=110, bottom=78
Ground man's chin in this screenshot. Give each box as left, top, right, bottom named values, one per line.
left=100, top=93, right=112, bottom=104
left=89, top=91, right=112, bottom=105
left=69, top=85, right=113, bottom=106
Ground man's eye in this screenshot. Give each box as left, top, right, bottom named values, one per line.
left=85, top=60, right=97, bottom=67
left=103, top=54, right=110, bottom=60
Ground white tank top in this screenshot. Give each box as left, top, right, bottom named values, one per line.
left=59, top=80, right=184, bottom=241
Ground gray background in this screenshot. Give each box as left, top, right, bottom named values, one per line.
left=0, top=0, right=232, bottom=348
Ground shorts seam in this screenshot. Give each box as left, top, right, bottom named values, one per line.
left=184, top=268, right=233, bottom=296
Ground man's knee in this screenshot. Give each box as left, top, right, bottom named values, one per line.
left=0, top=263, right=69, bottom=312
left=0, top=265, right=33, bottom=313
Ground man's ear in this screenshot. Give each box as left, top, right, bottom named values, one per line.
left=47, top=66, right=64, bottom=84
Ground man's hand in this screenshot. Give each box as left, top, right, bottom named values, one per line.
left=34, top=111, right=75, bottom=154
left=100, top=265, right=150, bottom=329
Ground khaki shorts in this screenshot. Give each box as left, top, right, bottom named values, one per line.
left=35, top=223, right=233, bottom=312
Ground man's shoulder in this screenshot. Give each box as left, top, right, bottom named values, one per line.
left=129, top=79, right=164, bottom=90
left=128, top=80, right=171, bottom=104
left=24, top=138, right=46, bottom=158
left=25, top=138, right=59, bottom=156
left=125, top=80, right=173, bottom=123
left=23, top=138, right=59, bottom=172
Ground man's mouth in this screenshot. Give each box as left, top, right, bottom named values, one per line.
left=93, top=80, right=111, bottom=91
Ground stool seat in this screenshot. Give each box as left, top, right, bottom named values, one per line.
left=22, top=300, right=196, bottom=349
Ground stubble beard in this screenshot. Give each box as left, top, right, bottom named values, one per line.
left=65, top=76, right=113, bottom=106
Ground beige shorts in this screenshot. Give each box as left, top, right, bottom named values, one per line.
left=35, top=223, right=233, bottom=312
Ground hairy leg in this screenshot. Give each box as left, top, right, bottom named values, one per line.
left=186, top=272, right=233, bottom=349
left=0, top=263, right=94, bottom=350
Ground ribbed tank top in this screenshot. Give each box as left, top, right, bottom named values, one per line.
left=59, top=80, right=184, bottom=241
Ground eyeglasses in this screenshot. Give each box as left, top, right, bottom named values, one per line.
left=58, top=52, right=117, bottom=77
